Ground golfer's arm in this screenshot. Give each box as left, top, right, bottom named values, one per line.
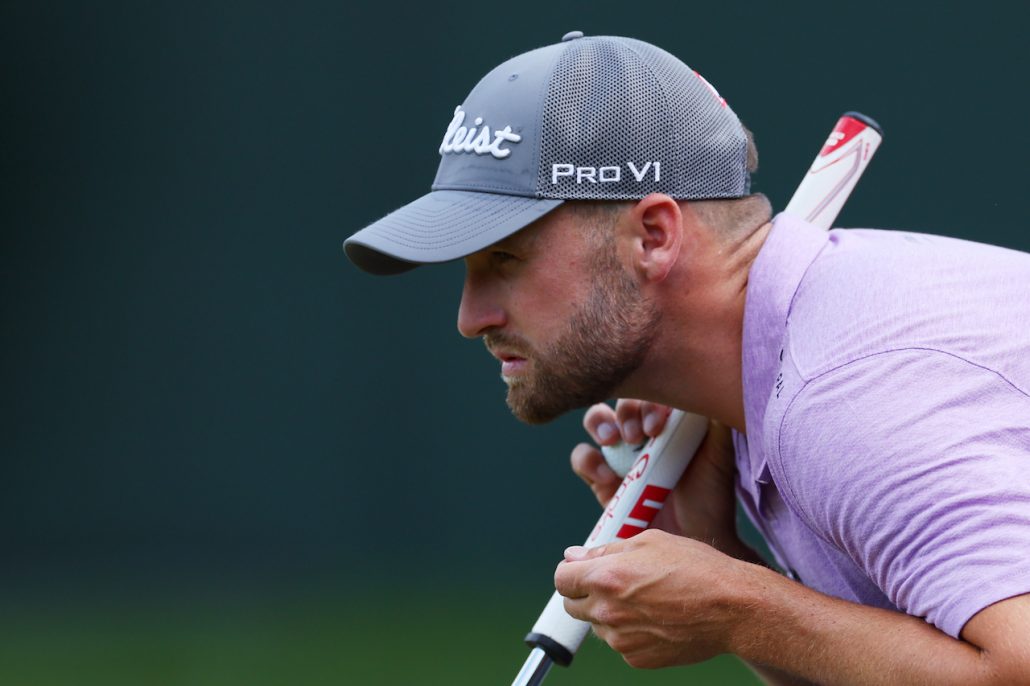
left=729, top=563, right=1030, bottom=686
left=746, top=663, right=819, bottom=686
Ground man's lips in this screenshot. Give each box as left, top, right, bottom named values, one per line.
left=501, top=357, right=528, bottom=376
left=488, top=348, right=528, bottom=376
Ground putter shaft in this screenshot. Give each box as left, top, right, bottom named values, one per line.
left=511, top=647, right=553, bottom=686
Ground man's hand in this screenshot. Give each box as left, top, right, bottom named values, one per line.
left=555, top=528, right=1030, bottom=684
left=564, top=405, right=1030, bottom=684
left=571, top=401, right=754, bottom=560
left=554, top=528, right=752, bottom=669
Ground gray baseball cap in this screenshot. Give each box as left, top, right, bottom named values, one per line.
left=344, top=31, right=751, bottom=275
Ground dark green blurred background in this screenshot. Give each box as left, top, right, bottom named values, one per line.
left=1, top=2, right=1025, bottom=684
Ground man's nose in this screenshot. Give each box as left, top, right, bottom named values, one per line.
left=457, top=275, right=506, bottom=338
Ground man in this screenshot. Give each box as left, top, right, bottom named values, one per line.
left=345, top=32, right=1030, bottom=684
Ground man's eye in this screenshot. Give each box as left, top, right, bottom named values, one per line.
left=492, top=251, right=518, bottom=263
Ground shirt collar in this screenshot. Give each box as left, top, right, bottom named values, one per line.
left=741, top=213, right=832, bottom=483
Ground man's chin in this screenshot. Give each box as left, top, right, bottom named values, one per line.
left=505, top=388, right=564, bottom=425
left=505, top=385, right=603, bottom=426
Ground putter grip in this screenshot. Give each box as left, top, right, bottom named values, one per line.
left=525, top=410, right=708, bottom=662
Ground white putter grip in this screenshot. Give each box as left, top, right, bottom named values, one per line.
left=783, top=112, right=883, bottom=230
left=522, top=113, right=883, bottom=670
left=525, top=410, right=709, bottom=662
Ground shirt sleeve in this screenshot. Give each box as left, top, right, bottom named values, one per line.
left=770, top=348, right=1030, bottom=638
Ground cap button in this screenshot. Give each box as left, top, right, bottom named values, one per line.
left=561, top=30, right=584, bottom=42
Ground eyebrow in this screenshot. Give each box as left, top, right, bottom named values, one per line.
left=489, top=235, right=526, bottom=254
left=499, top=224, right=542, bottom=253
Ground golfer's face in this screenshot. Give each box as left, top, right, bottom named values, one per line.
left=457, top=207, right=659, bottom=424
left=457, top=208, right=594, bottom=373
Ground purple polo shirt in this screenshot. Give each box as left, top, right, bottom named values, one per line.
left=734, top=213, right=1030, bottom=638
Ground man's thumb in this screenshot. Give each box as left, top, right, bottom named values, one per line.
left=564, top=544, right=606, bottom=562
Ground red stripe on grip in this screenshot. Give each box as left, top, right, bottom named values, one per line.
left=819, top=116, right=867, bottom=157
left=615, top=484, right=672, bottom=540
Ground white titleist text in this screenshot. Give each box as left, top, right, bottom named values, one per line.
left=551, top=161, right=661, bottom=184
left=439, top=106, right=522, bottom=159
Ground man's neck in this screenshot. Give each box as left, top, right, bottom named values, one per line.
left=623, top=221, right=772, bottom=434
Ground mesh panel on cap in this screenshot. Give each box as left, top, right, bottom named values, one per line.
left=536, top=37, right=749, bottom=200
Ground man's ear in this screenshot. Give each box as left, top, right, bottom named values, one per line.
left=619, top=193, right=683, bottom=282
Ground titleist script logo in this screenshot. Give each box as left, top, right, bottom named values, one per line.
left=439, top=106, right=522, bottom=159
left=551, top=162, right=661, bottom=184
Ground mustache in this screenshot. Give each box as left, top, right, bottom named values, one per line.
left=484, top=332, right=533, bottom=357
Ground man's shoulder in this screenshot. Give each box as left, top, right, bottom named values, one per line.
left=783, top=227, right=1030, bottom=386
left=765, top=347, right=1030, bottom=639
left=803, top=226, right=1029, bottom=288
left=766, top=346, right=1030, bottom=548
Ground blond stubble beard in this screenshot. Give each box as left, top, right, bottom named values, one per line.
left=488, top=251, right=662, bottom=425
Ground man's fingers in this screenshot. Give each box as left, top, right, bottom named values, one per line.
left=563, top=544, right=609, bottom=561
left=555, top=541, right=634, bottom=624
left=615, top=400, right=646, bottom=444
left=584, top=400, right=674, bottom=446
left=571, top=443, right=620, bottom=506
left=562, top=595, right=593, bottom=622
left=583, top=403, right=620, bottom=445
left=554, top=556, right=590, bottom=599
left=554, top=542, right=623, bottom=597
left=639, top=402, right=672, bottom=437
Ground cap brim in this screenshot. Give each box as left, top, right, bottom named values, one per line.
left=344, top=190, right=564, bottom=275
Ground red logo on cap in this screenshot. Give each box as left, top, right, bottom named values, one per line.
left=694, top=70, right=727, bottom=108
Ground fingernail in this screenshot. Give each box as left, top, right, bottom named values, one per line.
left=597, top=422, right=616, bottom=442
left=643, top=411, right=660, bottom=435
left=564, top=546, right=587, bottom=561
left=622, top=418, right=642, bottom=442
left=595, top=461, right=617, bottom=482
